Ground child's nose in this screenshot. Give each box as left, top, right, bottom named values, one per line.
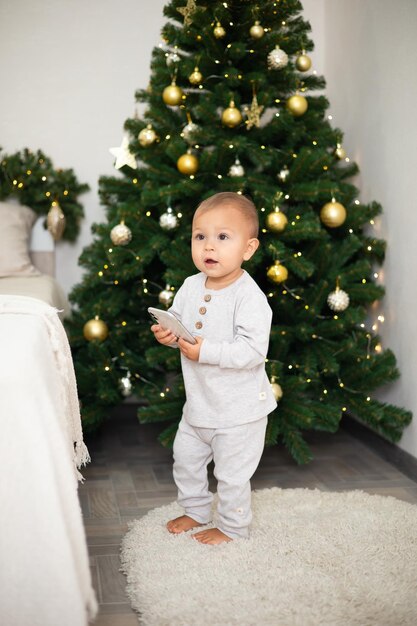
left=204, top=238, right=215, bottom=250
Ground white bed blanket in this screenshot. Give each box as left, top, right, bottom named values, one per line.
left=0, top=295, right=97, bottom=626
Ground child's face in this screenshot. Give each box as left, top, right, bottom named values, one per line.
left=191, top=205, right=259, bottom=288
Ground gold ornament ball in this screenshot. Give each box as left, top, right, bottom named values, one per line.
left=286, top=94, right=308, bottom=117
left=250, top=21, right=265, bottom=39
left=213, top=21, right=226, bottom=39
left=162, top=82, right=183, bottom=106
left=270, top=381, right=283, bottom=401
left=266, top=210, right=288, bottom=233
left=320, top=201, right=347, bottom=228
left=177, top=153, right=199, bottom=175
left=221, top=101, right=242, bottom=128
left=296, top=53, right=312, bottom=72
left=138, top=125, right=156, bottom=147
left=83, top=316, right=109, bottom=342
left=267, top=261, right=288, bottom=284
left=335, top=145, right=346, bottom=160
left=189, top=67, right=203, bottom=85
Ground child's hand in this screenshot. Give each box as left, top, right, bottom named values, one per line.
left=151, top=324, right=178, bottom=346
left=178, top=335, right=203, bottom=361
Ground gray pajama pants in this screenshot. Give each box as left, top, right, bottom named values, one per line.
left=172, top=416, right=268, bottom=539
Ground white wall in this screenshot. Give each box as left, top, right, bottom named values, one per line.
left=0, top=0, right=167, bottom=290
left=1, top=0, right=415, bottom=458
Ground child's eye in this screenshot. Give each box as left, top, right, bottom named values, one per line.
left=194, top=233, right=204, bottom=240
left=218, top=233, right=229, bottom=240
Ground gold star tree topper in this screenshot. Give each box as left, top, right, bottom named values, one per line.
left=177, top=0, right=198, bottom=26
left=244, top=93, right=264, bottom=130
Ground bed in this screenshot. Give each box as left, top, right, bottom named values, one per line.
left=0, top=294, right=97, bottom=625
left=0, top=201, right=70, bottom=318
left=0, top=202, right=95, bottom=623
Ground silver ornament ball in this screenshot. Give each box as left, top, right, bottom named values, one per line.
left=159, top=209, right=178, bottom=230
left=229, top=158, right=245, bottom=177
left=158, top=287, right=174, bottom=307
left=267, top=45, right=289, bottom=70
left=110, top=222, right=132, bottom=246
left=119, top=374, right=132, bottom=397
left=182, top=122, right=199, bottom=144
left=166, top=52, right=180, bottom=66
left=327, top=288, right=350, bottom=312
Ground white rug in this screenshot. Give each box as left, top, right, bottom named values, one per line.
left=120, top=487, right=417, bottom=626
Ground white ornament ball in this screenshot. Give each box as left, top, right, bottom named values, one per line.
left=110, top=222, right=132, bottom=246
left=267, top=45, right=289, bottom=70
left=159, top=287, right=174, bottom=307
left=229, top=158, right=245, bottom=177
left=159, top=208, right=178, bottom=230
left=327, top=288, right=350, bottom=312
left=182, top=122, right=199, bottom=144
left=166, top=52, right=180, bottom=66
left=119, top=374, right=132, bottom=397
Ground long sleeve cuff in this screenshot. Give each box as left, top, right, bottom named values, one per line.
left=199, top=339, right=222, bottom=365
left=199, top=338, right=265, bottom=369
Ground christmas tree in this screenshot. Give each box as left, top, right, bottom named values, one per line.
left=0, top=147, right=88, bottom=242
left=67, top=0, right=411, bottom=464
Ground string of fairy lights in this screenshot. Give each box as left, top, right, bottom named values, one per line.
left=82, top=0, right=388, bottom=409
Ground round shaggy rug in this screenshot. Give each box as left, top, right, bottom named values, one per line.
left=120, top=487, right=417, bottom=626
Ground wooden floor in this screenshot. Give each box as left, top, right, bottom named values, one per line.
left=79, top=409, right=417, bottom=626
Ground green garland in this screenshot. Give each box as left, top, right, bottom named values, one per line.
left=0, top=147, right=89, bottom=242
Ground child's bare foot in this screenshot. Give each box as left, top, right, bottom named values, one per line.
left=166, top=515, right=203, bottom=534
left=192, top=528, right=232, bottom=545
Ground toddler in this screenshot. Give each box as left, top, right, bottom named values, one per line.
left=151, top=192, right=277, bottom=544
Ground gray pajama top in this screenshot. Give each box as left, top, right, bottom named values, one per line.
left=169, top=270, right=277, bottom=428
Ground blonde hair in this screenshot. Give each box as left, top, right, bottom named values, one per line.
left=194, top=192, right=259, bottom=238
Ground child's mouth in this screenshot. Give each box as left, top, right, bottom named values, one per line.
left=204, top=258, right=218, bottom=265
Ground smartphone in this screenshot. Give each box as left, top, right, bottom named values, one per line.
left=148, top=307, right=197, bottom=344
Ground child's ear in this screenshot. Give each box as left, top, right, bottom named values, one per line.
left=243, top=238, right=260, bottom=261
